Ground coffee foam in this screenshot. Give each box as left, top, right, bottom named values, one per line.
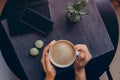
left=49, top=40, right=76, bottom=67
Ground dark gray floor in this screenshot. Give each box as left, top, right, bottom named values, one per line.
left=0, top=50, right=19, bottom=80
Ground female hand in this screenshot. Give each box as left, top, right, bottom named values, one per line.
left=74, top=44, right=92, bottom=80
left=41, top=40, right=56, bottom=80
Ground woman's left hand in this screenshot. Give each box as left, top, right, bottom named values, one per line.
left=41, top=40, right=56, bottom=80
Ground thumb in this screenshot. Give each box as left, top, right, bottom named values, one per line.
left=77, top=52, right=85, bottom=61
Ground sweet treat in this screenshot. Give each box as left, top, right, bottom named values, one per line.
left=30, top=48, right=39, bottom=56
left=35, top=40, right=44, bottom=48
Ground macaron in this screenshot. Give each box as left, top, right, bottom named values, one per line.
left=30, top=48, right=39, bottom=56
left=35, top=40, right=44, bottom=49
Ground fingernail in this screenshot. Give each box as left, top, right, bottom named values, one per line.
left=52, top=40, right=55, bottom=43
left=53, top=40, right=56, bottom=42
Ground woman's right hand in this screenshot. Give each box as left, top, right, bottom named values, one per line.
left=74, top=44, right=92, bottom=80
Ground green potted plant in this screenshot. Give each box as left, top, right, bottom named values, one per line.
left=66, top=0, right=89, bottom=23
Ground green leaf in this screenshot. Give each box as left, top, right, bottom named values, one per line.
left=67, top=6, right=74, bottom=10
left=79, top=12, right=87, bottom=15
left=68, top=9, right=74, bottom=13
left=79, top=9, right=88, bottom=15
left=75, top=14, right=81, bottom=21
left=80, top=9, right=88, bottom=12
left=74, top=10, right=79, bottom=14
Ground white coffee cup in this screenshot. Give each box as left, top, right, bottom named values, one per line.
left=49, top=40, right=80, bottom=68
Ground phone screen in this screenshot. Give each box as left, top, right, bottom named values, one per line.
left=20, top=7, right=53, bottom=35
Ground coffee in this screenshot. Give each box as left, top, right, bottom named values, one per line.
left=49, top=40, right=76, bottom=68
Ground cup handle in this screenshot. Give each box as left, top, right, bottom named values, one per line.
left=76, top=51, right=80, bottom=56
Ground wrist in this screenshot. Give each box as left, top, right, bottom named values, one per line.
left=75, top=68, right=86, bottom=80
left=45, top=76, right=55, bottom=80
left=75, top=68, right=85, bottom=75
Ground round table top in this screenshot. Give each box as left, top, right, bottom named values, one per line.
left=0, top=0, right=119, bottom=80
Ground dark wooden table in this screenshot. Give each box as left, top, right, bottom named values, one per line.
left=0, top=0, right=118, bottom=80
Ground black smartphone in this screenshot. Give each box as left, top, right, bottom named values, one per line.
left=20, top=7, right=53, bottom=35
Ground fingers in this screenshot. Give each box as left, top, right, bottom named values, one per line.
left=41, top=52, right=47, bottom=71
left=75, top=52, right=86, bottom=67
left=45, top=53, right=51, bottom=67
left=42, top=40, right=56, bottom=60
left=44, top=53, right=49, bottom=69
left=41, top=40, right=56, bottom=71
left=74, top=59, right=84, bottom=68
left=75, top=44, right=88, bottom=52
left=45, top=54, right=51, bottom=67
left=74, top=44, right=92, bottom=69
left=41, top=51, right=46, bottom=69
left=45, top=53, right=55, bottom=69
left=75, top=44, right=92, bottom=61
left=43, top=40, right=56, bottom=53
left=41, top=51, right=56, bottom=75
left=77, top=52, right=86, bottom=61
left=85, top=52, right=92, bottom=63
